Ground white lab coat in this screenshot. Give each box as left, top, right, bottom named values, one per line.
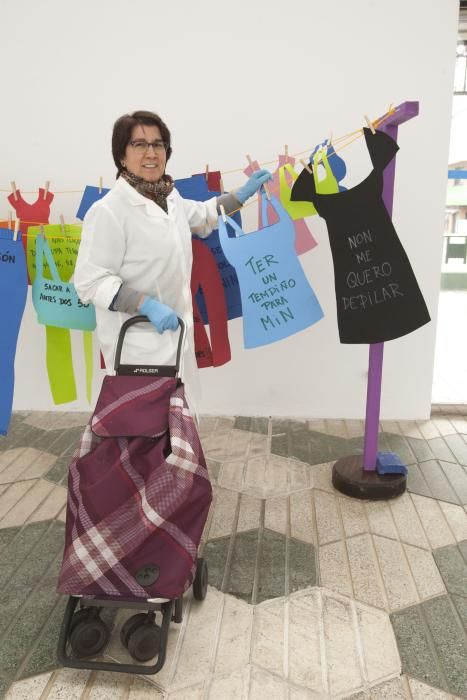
left=74, top=176, right=219, bottom=415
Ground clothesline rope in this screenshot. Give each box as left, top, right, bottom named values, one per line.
left=2, top=108, right=395, bottom=239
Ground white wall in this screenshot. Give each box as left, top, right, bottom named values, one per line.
left=1, top=0, right=459, bottom=419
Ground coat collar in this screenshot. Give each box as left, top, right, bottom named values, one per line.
left=114, top=176, right=175, bottom=218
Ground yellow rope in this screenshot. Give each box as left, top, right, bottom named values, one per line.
left=3, top=107, right=396, bottom=238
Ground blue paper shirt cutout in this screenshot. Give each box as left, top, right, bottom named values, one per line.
left=218, top=195, right=324, bottom=348
left=0, top=229, right=28, bottom=434
left=76, top=185, right=110, bottom=220
left=175, top=174, right=242, bottom=322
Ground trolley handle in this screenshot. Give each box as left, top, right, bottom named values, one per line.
left=114, top=315, right=186, bottom=376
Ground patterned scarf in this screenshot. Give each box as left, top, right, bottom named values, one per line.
left=121, top=169, right=174, bottom=213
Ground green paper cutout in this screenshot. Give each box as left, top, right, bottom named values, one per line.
left=27, top=224, right=82, bottom=284
left=83, top=331, right=93, bottom=403
left=45, top=325, right=77, bottom=404
left=279, top=157, right=338, bottom=220
left=28, top=224, right=90, bottom=406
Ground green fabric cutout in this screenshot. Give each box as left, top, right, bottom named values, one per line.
left=83, top=331, right=93, bottom=403
left=28, top=224, right=90, bottom=406
left=45, top=325, right=77, bottom=404
left=279, top=153, right=339, bottom=220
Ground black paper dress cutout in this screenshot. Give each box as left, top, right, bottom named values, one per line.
left=291, top=128, right=430, bottom=344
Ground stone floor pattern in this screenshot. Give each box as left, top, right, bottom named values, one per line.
left=0, top=407, right=466, bottom=699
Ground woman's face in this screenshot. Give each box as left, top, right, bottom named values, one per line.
left=123, top=124, right=167, bottom=182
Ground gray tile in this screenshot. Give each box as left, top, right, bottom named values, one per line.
left=390, top=605, right=445, bottom=690
left=433, top=542, right=467, bottom=597
left=271, top=434, right=288, bottom=458
left=256, top=529, right=286, bottom=603
left=428, top=437, right=457, bottom=463
left=407, top=463, right=433, bottom=499
left=251, top=417, right=269, bottom=435
left=0, top=677, right=11, bottom=698
left=44, top=455, right=71, bottom=485
left=439, top=462, right=467, bottom=505
left=271, top=419, right=289, bottom=435
left=227, top=529, right=259, bottom=603
left=18, top=594, right=67, bottom=679
left=444, top=434, right=467, bottom=466
left=459, top=540, right=467, bottom=563
left=421, top=595, right=467, bottom=697
left=0, top=569, right=63, bottom=679
left=385, top=433, right=417, bottom=465
left=418, top=461, right=460, bottom=504
left=0, top=526, right=19, bottom=553
left=0, top=521, right=50, bottom=588
left=289, top=430, right=311, bottom=464
left=234, top=416, right=252, bottom=431
left=407, top=437, right=435, bottom=462
left=288, top=538, right=317, bottom=593
left=202, top=537, right=230, bottom=590
left=452, top=593, right=467, bottom=627
left=0, top=423, right=44, bottom=451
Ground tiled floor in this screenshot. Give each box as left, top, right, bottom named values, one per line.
left=0, top=409, right=466, bottom=699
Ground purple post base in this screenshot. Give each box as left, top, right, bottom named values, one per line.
left=332, top=101, right=419, bottom=499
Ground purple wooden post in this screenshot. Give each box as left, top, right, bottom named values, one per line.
left=362, top=101, right=419, bottom=470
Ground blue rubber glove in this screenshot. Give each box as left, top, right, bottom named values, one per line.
left=139, top=296, right=179, bottom=333
left=235, top=169, right=273, bottom=204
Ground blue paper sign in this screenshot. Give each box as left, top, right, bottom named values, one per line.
left=76, top=185, right=110, bottom=220
left=218, top=195, right=324, bottom=348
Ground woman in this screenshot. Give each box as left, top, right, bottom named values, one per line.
left=74, top=110, right=271, bottom=414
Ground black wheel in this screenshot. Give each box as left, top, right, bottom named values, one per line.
left=69, top=617, right=110, bottom=658
left=120, top=613, right=148, bottom=648
left=172, top=597, right=183, bottom=623
left=68, top=608, right=92, bottom=639
left=193, top=557, right=208, bottom=601
left=127, top=622, right=161, bottom=662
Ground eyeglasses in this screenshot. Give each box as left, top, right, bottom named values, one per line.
left=129, top=139, right=168, bottom=154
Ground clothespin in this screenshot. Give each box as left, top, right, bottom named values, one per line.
left=13, top=219, right=20, bottom=242
left=10, top=181, right=18, bottom=201
left=284, top=144, right=288, bottom=162
left=7, top=211, right=12, bottom=229
left=246, top=154, right=254, bottom=169
left=59, top=215, right=65, bottom=235
left=43, top=181, right=50, bottom=199
left=300, top=159, right=313, bottom=175
left=364, top=115, right=376, bottom=134
left=219, top=177, right=225, bottom=195
left=98, top=176, right=103, bottom=194
left=39, top=224, right=45, bottom=239
left=205, top=164, right=209, bottom=182
left=219, top=204, right=227, bottom=223
left=328, top=132, right=333, bottom=146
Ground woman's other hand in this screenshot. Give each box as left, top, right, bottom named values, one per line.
left=235, top=169, right=272, bottom=204
left=139, top=296, right=179, bottom=333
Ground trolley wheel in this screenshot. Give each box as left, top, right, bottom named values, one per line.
left=172, top=597, right=183, bottom=623
left=69, top=616, right=110, bottom=658
left=193, top=557, right=208, bottom=601
left=127, top=622, right=161, bottom=662
left=120, top=613, right=148, bottom=648
left=68, top=608, right=93, bottom=639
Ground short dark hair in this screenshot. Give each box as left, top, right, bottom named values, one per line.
left=112, top=110, right=172, bottom=178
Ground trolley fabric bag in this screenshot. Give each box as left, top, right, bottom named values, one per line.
left=57, top=355, right=212, bottom=601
